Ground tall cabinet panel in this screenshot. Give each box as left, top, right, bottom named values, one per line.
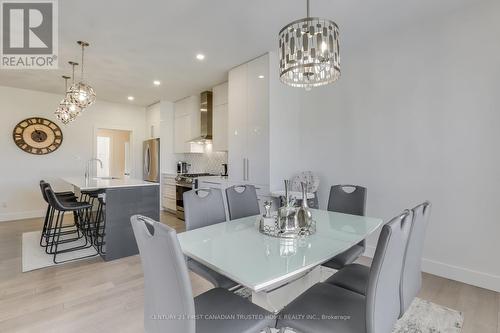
left=246, top=55, right=270, bottom=186
left=227, top=53, right=269, bottom=186
left=228, top=64, right=247, bottom=182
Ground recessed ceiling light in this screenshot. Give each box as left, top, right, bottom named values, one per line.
left=258, top=75, right=265, bottom=79
left=196, top=54, right=205, bottom=60
left=127, top=96, right=135, bottom=101
left=153, top=80, right=161, bottom=86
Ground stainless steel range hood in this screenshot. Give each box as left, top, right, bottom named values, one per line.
left=189, top=91, right=212, bottom=143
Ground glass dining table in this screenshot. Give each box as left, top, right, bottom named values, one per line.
left=178, top=209, right=383, bottom=311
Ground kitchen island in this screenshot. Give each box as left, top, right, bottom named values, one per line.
left=62, top=177, right=160, bottom=261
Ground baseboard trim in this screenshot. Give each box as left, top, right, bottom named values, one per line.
left=0, top=210, right=45, bottom=222
left=364, top=245, right=500, bottom=292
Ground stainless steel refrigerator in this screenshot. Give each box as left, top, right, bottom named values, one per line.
left=143, top=139, right=160, bottom=182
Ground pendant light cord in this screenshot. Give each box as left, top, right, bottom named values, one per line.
left=306, top=0, right=310, bottom=18
left=80, top=44, right=85, bottom=81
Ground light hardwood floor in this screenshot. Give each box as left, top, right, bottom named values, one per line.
left=0, top=212, right=498, bottom=332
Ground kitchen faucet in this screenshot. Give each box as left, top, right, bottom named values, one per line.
left=85, top=158, right=103, bottom=183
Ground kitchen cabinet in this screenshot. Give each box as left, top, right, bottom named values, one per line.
left=213, top=82, right=228, bottom=106
left=246, top=55, right=270, bottom=186
left=146, top=103, right=161, bottom=139
left=228, top=54, right=269, bottom=186
left=212, top=82, right=228, bottom=152
left=174, top=96, right=203, bottom=153
left=162, top=173, right=177, bottom=212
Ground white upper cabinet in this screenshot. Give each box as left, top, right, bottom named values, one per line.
left=212, top=82, right=228, bottom=152
left=213, top=82, right=228, bottom=106
left=145, top=103, right=161, bottom=139
left=174, top=96, right=203, bottom=154
left=228, top=54, right=269, bottom=186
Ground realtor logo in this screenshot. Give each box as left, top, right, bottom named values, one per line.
left=1, top=0, right=58, bottom=69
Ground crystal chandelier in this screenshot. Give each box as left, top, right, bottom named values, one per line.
left=68, top=41, right=96, bottom=108
left=55, top=69, right=81, bottom=124
left=278, top=0, right=340, bottom=90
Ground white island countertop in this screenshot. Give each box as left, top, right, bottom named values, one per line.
left=62, top=177, right=159, bottom=191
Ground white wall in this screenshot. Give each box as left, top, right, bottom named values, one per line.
left=289, top=1, right=500, bottom=291
left=0, top=85, right=146, bottom=221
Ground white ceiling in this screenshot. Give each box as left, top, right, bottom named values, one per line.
left=0, top=0, right=477, bottom=106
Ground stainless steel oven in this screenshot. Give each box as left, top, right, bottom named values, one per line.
left=175, top=182, right=192, bottom=220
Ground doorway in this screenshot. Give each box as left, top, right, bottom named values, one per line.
left=95, top=128, right=132, bottom=178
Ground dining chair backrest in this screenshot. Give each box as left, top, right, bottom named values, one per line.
left=131, top=215, right=196, bottom=333
left=184, top=188, right=226, bottom=231
left=400, top=201, right=431, bottom=314
left=327, top=185, right=367, bottom=216
left=365, top=210, right=413, bottom=333
left=225, top=185, right=260, bottom=220
left=328, top=184, right=367, bottom=249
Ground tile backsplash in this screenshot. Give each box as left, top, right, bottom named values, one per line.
left=180, top=149, right=227, bottom=175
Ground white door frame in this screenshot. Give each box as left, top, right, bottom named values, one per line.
left=92, top=125, right=134, bottom=178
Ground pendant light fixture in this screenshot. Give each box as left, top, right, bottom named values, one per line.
left=68, top=41, right=96, bottom=108
left=55, top=75, right=73, bottom=124
left=278, top=0, right=340, bottom=90
left=55, top=64, right=81, bottom=124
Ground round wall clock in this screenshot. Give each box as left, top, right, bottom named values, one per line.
left=12, top=117, right=63, bottom=155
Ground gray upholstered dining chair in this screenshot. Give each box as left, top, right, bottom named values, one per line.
left=277, top=210, right=412, bottom=333
left=325, top=201, right=431, bottom=317
left=225, top=185, right=260, bottom=220
left=322, top=185, right=367, bottom=270
left=183, top=188, right=238, bottom=289
left=130, top=215, right=274, bottom=333
left=400, top=201, right=431, bottom=313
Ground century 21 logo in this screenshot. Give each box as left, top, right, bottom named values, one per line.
left=1, top=0, right=57, bottom=68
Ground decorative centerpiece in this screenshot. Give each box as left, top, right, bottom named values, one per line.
left=259, top=201, right=278, bottom=233
left=258, top=180, right=316, bottom=238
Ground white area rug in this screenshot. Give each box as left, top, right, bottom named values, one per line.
left=22, top=231, right=99, bottom=272
left=393, top=298, right=463, bottom=333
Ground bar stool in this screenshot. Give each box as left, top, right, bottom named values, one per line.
left=93, top=194, right=106, bottom=254
left=39, top=181, right=79, bottom=247
left=44, top=186, right=97, bottom=264
left=80, top=189, right=105, bottom=241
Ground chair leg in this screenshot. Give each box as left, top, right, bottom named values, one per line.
left=52, top=209, right=96, bottom=264
left=40, top=205, right=51, bottom=247
left=51, top=211, right=64, bottom=261
left=45, top=210, right=59, bottom=254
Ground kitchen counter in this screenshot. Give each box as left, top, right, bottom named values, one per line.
left=197, top=175, right=230, bottom=183
left=62, top=177, right=159, bottom=191
left=62, top=177, right=159, bottom=261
